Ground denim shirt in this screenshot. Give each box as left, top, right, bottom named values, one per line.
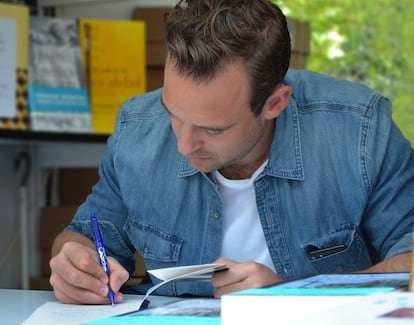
left=67, top=69, right=414, bottom=297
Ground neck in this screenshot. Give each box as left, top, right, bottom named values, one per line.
left=219, top=154, right=269, bottom=180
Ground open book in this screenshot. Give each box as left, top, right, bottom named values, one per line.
left=140, top=263, right=227, bottom=309
left=22, top=263, right=227, bottom=325
left=148, top=263, right=228, bottom=282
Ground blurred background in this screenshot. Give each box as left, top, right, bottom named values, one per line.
left=274, top=0, right=414, bottom=144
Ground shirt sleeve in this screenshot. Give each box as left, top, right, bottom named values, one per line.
left=362, top=95, right=414, bottom=260
left=64, top=104, right=137, bottom=275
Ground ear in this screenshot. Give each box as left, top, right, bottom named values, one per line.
left=262, top=86, right=292, bottom=120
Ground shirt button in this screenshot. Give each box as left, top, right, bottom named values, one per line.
left=336, top=266, right=344, bottom=272
left=143, top=245, right=150, bottom=254
left=213, top=212, right=220, bottom=219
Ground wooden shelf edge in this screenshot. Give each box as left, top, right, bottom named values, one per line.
left=0, top=129, right=109, bottom=144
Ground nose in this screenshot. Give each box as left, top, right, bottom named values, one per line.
left=175, top=124, right=201, bottom=156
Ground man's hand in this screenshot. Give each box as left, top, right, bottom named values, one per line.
left=211, top=258, right=284, bottom=298
left=49, top=231, right=129, bottom=304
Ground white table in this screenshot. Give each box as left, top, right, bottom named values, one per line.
left=0, top=289, right=55, bottom=325
left=0, top=289, right=179, bottom=325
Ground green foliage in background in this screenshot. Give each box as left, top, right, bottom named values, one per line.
left=274, top=0, right=414, bottom=144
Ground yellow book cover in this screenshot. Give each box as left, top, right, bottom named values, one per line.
left=0, top=2, right=29, bottom=130
left=78, top=19, right=146, bottom=134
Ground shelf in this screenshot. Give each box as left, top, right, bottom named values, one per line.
left=0, top=129, right=109, bottom=144
left=38, top=0, right=114, bottom=7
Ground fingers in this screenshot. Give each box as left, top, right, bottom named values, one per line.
left=49, top=241, right=127, bottom=304
left=211, top=258, right=283, bottom=298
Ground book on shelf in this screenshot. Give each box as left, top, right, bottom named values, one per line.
left=28, top=16, right=92, bottom=133
left=0, top=2, right=30, bottom=130
left=78, top=18, right=146, bottom=134
left=221, top=272, right=410, bottom=325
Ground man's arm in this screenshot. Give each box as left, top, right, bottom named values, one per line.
left=359, top=252, right=412, bottom=273
left=49, top=231, right=129, bottom=305
left=211, top=252, right=413, bottom=298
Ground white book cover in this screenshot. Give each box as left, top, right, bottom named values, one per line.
left=221, top=273, right=410, bottom=325
left=296, top=292, right=414, bottom=324
left=28, top=16, right=92, bottom=133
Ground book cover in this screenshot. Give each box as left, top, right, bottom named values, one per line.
left=0, top=2, right=29, bottom=130
left=28, top=16, right=92, bottom=133
left=297, top=292, right=414, bottom=324
left=78, top=19, right=146, bottom=134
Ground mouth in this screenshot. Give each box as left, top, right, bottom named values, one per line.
left=187, top=155, right=213, bottom=164
left=188, top=155, right=209, bottom=160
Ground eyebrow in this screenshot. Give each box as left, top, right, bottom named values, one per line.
left=160, top=95, right=237, bottom=132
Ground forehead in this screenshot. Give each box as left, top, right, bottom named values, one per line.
left=162, top=59, right=253, bottom=125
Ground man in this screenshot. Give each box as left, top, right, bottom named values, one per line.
left=49, top=0, right=414, bottom=305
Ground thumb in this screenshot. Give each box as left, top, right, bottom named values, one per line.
left=107, top=256, right=129, bottom=292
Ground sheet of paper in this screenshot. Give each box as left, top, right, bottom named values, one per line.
left=22, top=264, right=227, bottom=325
left=21, top=295, right=142, bottom=325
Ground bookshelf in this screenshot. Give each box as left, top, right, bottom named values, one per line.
left=1, top=1, right=167, bottom=291
left=0, top=129, right=108, bottom=289
left=0, top=0, right=171, bottom=291
left=0, top=129, right=108, bottom=144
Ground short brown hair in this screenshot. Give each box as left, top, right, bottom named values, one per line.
left=166, top=0, right=291, bottom=115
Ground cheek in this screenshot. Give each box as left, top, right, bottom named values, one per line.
left=213, top=131, right=246, bottom=154
left=170, top=117, right=181, bottom=136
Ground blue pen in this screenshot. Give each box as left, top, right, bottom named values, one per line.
left=90, top=213, right=115, bottom=305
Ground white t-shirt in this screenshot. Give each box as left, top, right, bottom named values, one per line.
left=213, top=160, right=276, bottom=272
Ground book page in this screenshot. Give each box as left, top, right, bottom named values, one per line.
left=148, top=263, right=228, bottom=281
left=137, top=263, right=227, bottom=307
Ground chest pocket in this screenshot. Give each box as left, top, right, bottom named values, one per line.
left=125, top=220, right=184, bottom=268
left=302, top=224, right=373, bottom=273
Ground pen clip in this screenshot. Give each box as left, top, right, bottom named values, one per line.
left=307, top=244, right=347, bottom=260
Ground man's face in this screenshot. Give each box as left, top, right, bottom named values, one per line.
left=162, top=59, right=274, bottom=178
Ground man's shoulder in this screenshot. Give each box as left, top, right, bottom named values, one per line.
left=284, top=69, right=372, bottom=92
left=119, top=88, right=166, bottom=121
left=284, top=69, right=385, bottom=113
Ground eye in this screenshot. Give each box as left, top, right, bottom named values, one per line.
left=205, top=129, right=222, bottom=135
